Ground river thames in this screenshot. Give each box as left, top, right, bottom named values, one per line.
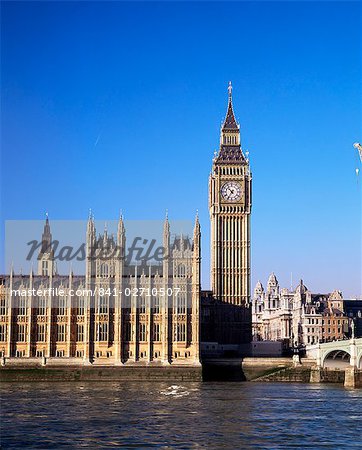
left=1, top=382, right=361, bottom=448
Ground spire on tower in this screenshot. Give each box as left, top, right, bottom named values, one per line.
left=222, top=81, right=239, bottom=131
left=193, top=210, right=200, bottom=235
left=117, top=212, right=125, bottom=238
left=217, top=82, right=243, bottom=159
left=41, top=213, right=52, bottom=254
left=163, top=210, right=170, bottom=233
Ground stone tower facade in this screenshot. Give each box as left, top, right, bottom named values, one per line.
left=209, top=83, right=252, bottom=306
left=201, top=83, right=252, bottom=348
left=37, top=214, right=55, bottom=277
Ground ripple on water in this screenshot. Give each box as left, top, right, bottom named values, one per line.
left=0, top=382, right=361, bottom=448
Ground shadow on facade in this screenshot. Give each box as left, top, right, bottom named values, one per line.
left=201, top=291, right=252, bottom=359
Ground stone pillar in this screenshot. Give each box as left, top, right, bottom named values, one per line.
left=192, top=213, right=201, bottom=364
left=148, top=266, right=152, bottom=363
left=132, top=265, right=138, bottom=362
left=310, top=366, right=321, bottom=383
left=349, top=339, right=357, bottom=367
left=162, top=215, right=170, bottom=364
left=83, top=292, right=91, bottom=364
left=316, top=344, right=321, bottom=367
left=344, top=367, right=359, bottom=388
left=7, top=271, right=14, bottom=358
left=67, top=272, right=72, bottom=358
left=27, top=270, right=33, bottom=357
left=113, top=292, right=121, bottom=365
left=46, top=273, right=53, bottom=358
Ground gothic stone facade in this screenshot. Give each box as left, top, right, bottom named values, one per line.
left=0, top=84, right=254, bottom=364
left=0, top=214, right=201, bottom=365
left=204, top=82, right=252, bottom=346
left=252, top=273, right=350, bottom=349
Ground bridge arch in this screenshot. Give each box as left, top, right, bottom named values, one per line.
left=322, top=349, right=351, bottom=368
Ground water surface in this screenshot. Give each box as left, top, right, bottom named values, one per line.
left=1, top=382, right=361, bottom=448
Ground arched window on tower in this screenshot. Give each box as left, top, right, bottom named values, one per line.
left=100, top=263, right=109, bottom=278
left=177, top=264, right=186, bottom=278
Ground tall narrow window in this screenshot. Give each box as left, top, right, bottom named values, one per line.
left=0, top=298, right=6, bottom=315
left=36, top=324, right=46, bottom=342
left=57, top=324, right=67, bottom=342
left=176, top=293, right=186, bottom=314
left=0, top=324, right=7, bottom=341
left=18, top=298, right=27, bottom=316
left=176, top=323, right=186, bottom=342
left=76, top=324, right=84, bottom=342
left=139, top=323, right=147, bottom=341
left=97, top=322, right=108, bottom=341
left=97, top=296, right=108, bottom=314
left=139, top=296, right=146, bottom=314
left=42, top=260, right=48, bottom=276
left=38, top=297, right=47, bottom=316
left=153, top=296, right=160, bottom=313
left=77, top=297, right=85, bottom=315
left=153, top=323, right=160, bottom=341
left=177, top=264, right=186, bottom=277
left=17, top=324, right=26, bottom=342
left=100, top=263, right=109, bottom=278
left=58, top=297, right=66, bottom=316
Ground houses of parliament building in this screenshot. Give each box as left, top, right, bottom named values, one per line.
left=0, top=84, right=252, bottom=366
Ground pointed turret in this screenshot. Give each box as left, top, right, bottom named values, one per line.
left=254, top=280, right=264, bottom=296
left=267, top=272, right=279, bottom=295
left=193, top=210, right=200, bottom=235
left=163, top=210, right=170, bottom=238
left=86, top=209, right=95, bottom=239
left=117, top=212, right=125, bottom=240
left=217, top=82, right=244, bottom=162
left=117, top=211, right=126, bottom=263
left=222, top=82, right=239, bottom=131
left=38, top=213, right=55, bottom=276
left=163, top=210, right=170, bottom=276
left=103, top=222, right=108, bottom=244
left=40, top=212, right=52, bottom=254
left=192, top=210, right=201, bottom=252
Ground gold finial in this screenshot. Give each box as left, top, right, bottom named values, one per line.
left=228, top=81, right=232, bottom=99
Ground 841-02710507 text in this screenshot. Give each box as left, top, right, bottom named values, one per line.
left=95, top=287, right=180, bottom=297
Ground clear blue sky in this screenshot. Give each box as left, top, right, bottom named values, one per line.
left=1, top=1, right=361, bottom=297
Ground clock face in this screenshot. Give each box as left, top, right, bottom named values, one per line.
left=221, top=182, right=242, bottom=202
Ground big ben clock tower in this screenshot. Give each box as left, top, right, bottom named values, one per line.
left=209, top=82, right=252, bottom=309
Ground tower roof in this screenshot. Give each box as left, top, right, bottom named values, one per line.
left=216, top=82, right=246, bottom=164
left=222, top=82, right=239, bottom=131
left=39, top=213, right=53, bottom=255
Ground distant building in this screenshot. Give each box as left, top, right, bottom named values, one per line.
left=344, top=300, right=362, bottom=338
left=252, top=274, right=350, bottom=349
